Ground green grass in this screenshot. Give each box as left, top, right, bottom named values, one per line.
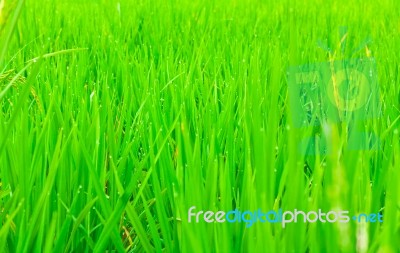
left=0, top=0, right=400, bottom=252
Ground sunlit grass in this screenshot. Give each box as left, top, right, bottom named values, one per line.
left=0, top=0, right=400, bottom=252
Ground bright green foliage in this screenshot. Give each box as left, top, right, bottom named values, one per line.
left=0, top=0, right=399, bottom=252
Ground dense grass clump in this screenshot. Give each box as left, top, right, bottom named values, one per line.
left=0, top=0, right=400, bottom=252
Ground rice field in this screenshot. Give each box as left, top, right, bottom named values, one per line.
left=0, top=0, right=400, bottom=252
